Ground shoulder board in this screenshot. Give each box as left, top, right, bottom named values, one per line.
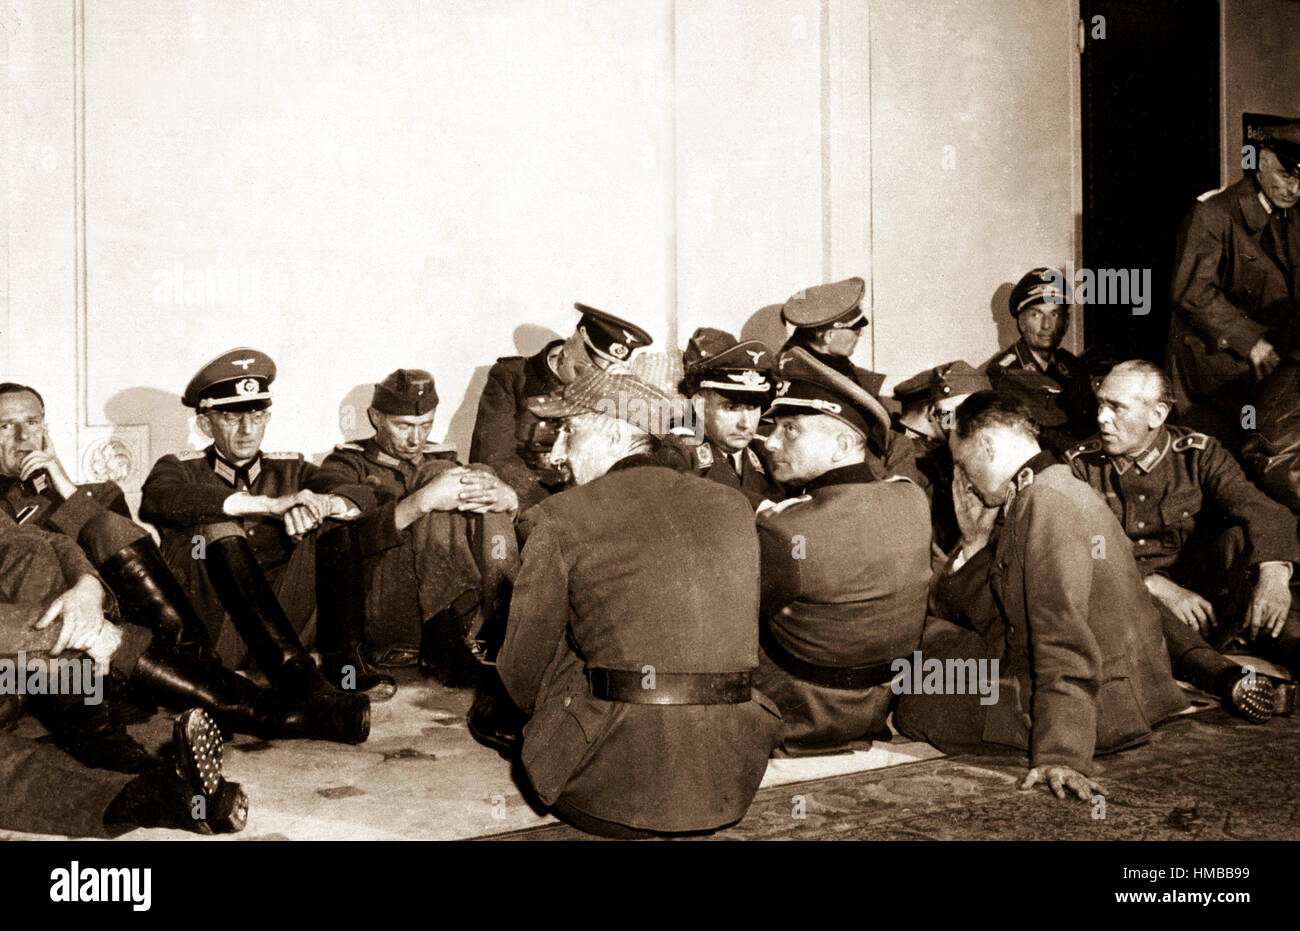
left=494, top=355, right=525, bottom=365
left=422, top=442, right=456, bottom=454
left=175, top=450, right=206, bottom=461
left=756, top=494, right=812, bottom=517
left=263, top=451, right=303, bottom=461
left=669, top=425, right=697, bottom=438
left=1064, top=438, right=1103, bottom=462
left=334, top=442, right=365, bottom=453
left=997, top=353, right=1016, bottom=368
left=1171, top=433, right=1209, bottom=452
left=881, top=474, right=915, bottom=485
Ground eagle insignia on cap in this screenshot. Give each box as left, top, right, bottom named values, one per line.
left=745, top=350, right=765, bottom=365
left=729, top=370, right=768, bottom=388
left=232, top=358, right=255, bottom=370
left=237, top=378, right=258, bottom=395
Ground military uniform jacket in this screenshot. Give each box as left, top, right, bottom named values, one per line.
left=757, top=462, right=932, bottom=668
left=0, top=475, right=132, bottom=544
left=686, top=437, right=785, bottom=508
left=1242, top=357, right=1300, bottom=513
left=497, top=459, right=780, bottom=832
left=1066, top=425, right=1300, bottom=575
left=1167, top=175, right=1300, bottom=405
left=985, top=338, right=1092, bottom=442
left=953, top=455, right=1186, bottom=773
left=0, top=510, right=102, bottom=657
left=469, top=340, right=567, bottom=513
left=140, top=446, right=376, bottom=571
left=319, top=437, right=462, bottom=557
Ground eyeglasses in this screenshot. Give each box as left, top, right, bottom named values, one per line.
left=209, top=410, right=270, bottom=428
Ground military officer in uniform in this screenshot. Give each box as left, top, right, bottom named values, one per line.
left=139, top=348, right=374, bottom=737
left=985, top=267, right=1095, bottom=455
left=0, top=382, right=372, bottom=746
left=753, top=348, right=932, bottom=756
left=1066, top=361, right=1300, bottom=717
left=470, top=304, right=653, bottom=513
left=496, top=365, right=781, bottom=837
left=320, top=369, right=519, bottom=693
left=779, top=278, right=920, bottom=483
left=673, top=328, right=783, bottom=507
left=1167, top=122, right=1300, bottom=446
left=890, top=361, right=990, bottom=560
left=895, top=392, right=1187, bottom=802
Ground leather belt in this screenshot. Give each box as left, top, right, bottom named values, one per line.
left=760, top=624, right=897, bottom=691
left=586, top=667, right=753, bottom=705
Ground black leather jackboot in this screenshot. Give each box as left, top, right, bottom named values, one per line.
left=130, top=640, right=370, bottom=745
left=96, top=537, right=215, bottom=649
left=200, top=533, right=338, bottom=698
left=315, top=524, right=396, bottom=701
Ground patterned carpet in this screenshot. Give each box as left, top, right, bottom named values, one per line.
left=491, top=707, right=1300, bottom=841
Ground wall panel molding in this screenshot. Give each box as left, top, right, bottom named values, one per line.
left=73, top=0, right=148, bottom=492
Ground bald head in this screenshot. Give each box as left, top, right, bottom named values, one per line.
left=1096, top=360, right=1172, bottom=457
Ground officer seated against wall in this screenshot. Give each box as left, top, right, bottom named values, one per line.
left=320, top=369, right=519, bottom=694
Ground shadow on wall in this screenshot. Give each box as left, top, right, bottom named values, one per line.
left=104, top=386, right=193, bottom=471
left=740, top=304, right=788, bottom=356
left=985, top=281, right=1018, bottom=368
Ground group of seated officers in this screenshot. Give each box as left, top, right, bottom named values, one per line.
left=2, top=127, right=1298, bottom=838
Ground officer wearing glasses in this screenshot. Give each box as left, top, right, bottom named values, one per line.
left=140, top=348, right=379, bottom=690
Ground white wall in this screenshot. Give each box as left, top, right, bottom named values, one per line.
left=1221, top=0, right=1300, bottom=186
left=3, top=0, right=1084, bottom=512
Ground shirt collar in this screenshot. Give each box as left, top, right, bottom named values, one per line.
left=801, top=460, right=878, bottom=493
left=363, top=437, right=418, bottom=472
left=1109, top=426, right=1170, bottom=476
left=1013, top=338, right=1052, bottom=373
left=207, top=446, right=262, bottom=488
left=1002, top=449, right=1057, bottom=508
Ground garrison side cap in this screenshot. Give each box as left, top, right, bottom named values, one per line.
left=780, top=277, right=867, bottom=329
left=573, top=303, right=653, bottom=365
left=765, top=346, right=891, bottom=439
left=183, top=347, right=276, bottom=410
left=372, top=368, right=438, bottom=416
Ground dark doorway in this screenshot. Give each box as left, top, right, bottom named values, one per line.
left=1080, top=0, right=1220, bottom=363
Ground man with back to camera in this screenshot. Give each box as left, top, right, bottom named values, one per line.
left=495, top=365, right=781, bottom=837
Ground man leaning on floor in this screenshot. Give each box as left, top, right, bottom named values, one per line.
left=895, top=392, right=1187, bottom=803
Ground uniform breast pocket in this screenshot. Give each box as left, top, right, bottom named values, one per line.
left=1159, top=490, right=1201, bottom=532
